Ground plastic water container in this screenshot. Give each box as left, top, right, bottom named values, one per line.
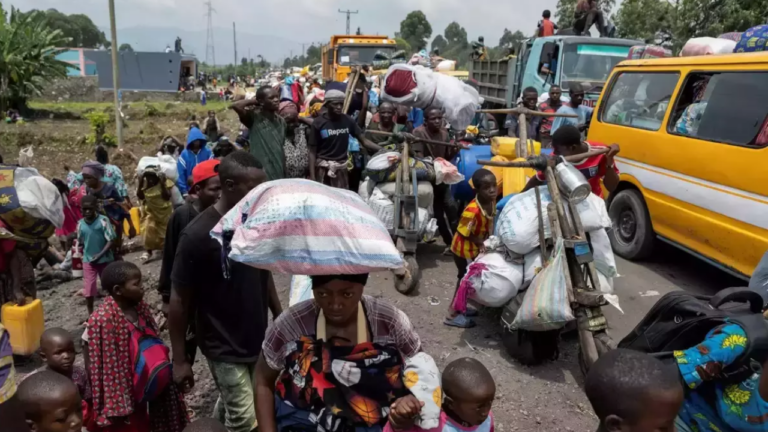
left=491, top=137, right=541, bottom=159
left=71, top=241, right=83, bottom=278
left=451, top=145, right=493, bottom=203
left=123, top=207, right=141, bottom=237
left=1, top=298, right=44, bottom=356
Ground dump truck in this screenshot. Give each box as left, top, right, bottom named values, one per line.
left=321, top=35, right=405, bottom=82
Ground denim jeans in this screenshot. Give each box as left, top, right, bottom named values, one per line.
left=207, top=358, right=257, bottom=432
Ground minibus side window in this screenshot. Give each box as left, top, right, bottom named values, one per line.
left=669, top=72, right=768, bottom=147
left=599, top=72, right=679, bottom=131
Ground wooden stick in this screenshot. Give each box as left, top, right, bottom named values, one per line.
left=477, top=147, right=610, bottom=168
left=535, top=186, right=548, bottom=261
left=478, top=107, right=578, bottom=118
left=343, top=68, right=359, bottom=114
left=365, top=129, right=469, bottom=149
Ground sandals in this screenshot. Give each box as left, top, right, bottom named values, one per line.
left=140, top=252, right=151, bottom=262
left=443, top=314, right=476, bottom=328
left=465, top=307, right=479, bottom=318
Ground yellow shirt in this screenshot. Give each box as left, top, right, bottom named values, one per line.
left=451, top=199, right=494, bottom=260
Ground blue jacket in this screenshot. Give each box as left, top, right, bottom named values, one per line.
left=177, top=128, right=213, bottom=194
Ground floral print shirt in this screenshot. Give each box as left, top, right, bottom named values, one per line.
left=676, top=323, right=768, bottom=432
left=284, top=125, right=309, bottom=179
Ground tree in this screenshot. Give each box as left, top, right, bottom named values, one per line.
left=444, top=22, right=468, bottom=49
left=20, top=9, right=106, bottom=48
left=306, top=45, right=321, bottom=64
left=431, top=35, right=447, bottom=52
left=0, top=6, right=70, bottom=111
left=118, top=43, right=133, bottom=52
left=498, top=29, right=526, bottom=48
left=399, top=11, right=432, bottom=51
left=395, top=37, right=412, bottom=53
left=241, top=57, right=248, bottom=66
left=555, top=0, right=616, bottom=29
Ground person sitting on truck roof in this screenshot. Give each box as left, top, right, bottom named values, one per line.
left=538, top=10, right=558, bottom=37
left=574, top=0, right=607, bottom=37
left=506, top=87, right=542, bottom=140
left=551, top=83, right=594, bottom=136
left=522, top=124, right=620, bottom=198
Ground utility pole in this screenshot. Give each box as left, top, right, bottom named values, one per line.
left=204, top=1, right=216, bottom=66
left=233, top=22, right=237, bottom=66
left=108, top=0, right=123, bottom=148
left=338, top=9, right=358, bottom=35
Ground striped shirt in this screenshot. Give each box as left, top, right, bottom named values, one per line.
left=451, top=199, right=494, bottom=260
left=262, top=295, right=421, bottom=371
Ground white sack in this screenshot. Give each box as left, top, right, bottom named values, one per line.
left=468, top=252, right=524, bottom=307
left=523, top=250, right=543, bottom=286
left=14, top=168, right=65, bottom=229
left=589, top=228, right=619, bottom=278
left=368, top=188, right=395, bottom=230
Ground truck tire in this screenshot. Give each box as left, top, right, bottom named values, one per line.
left=608, top=189, right=655, bottom=260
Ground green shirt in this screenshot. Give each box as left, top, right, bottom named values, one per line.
left=248, top=111, right=286, bottom=181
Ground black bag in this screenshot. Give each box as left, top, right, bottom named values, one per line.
left=618, top=287, right=768, bottom=383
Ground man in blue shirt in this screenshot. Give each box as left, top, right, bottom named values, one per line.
left=551, top=83, right=594, bottom=135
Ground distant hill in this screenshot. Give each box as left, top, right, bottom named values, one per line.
left=104, top=26, right=308, bottom=65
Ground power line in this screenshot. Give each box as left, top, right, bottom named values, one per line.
left=204, top=0, right=216, bottom=65
left=338, top=9, right=358, bottom=35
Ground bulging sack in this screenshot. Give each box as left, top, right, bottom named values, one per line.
left=589, top=228, right=618, bottom=278
left=211, top=179, right=403, bottom=275
left=137, top=155, right=178, bottom=181
left=511, top=240, right=575, bottom=331
left=0, top=167, right=65, bottom=241
left=466, top=252, right=523, bottom=307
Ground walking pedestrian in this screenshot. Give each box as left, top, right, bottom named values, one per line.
left=230, top=86, right=287, bottom=181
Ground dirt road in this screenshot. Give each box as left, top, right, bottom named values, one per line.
left=32, top=238, right=743, bottom=431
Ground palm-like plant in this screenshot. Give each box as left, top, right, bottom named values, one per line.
left=0, top=5, right=71, bottom=111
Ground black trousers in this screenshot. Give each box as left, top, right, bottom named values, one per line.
left=574, top=10, right=606, bottom=36
left=434, top=184, right=459, bottom=246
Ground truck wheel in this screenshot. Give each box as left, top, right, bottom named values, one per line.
left=608, top=189, right=655, bottom=260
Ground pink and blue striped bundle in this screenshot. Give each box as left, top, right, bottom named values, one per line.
left=211, top=179, right=403, bottom=275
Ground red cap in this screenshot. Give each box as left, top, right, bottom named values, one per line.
left=192, top=159, right=220, bottom=188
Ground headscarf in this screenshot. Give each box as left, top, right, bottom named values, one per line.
left=278, top=101, right=299, bottom=118
left=308, top=103, right=323, bottom=117
left=311, top=274, right=369, bottom=289
left=324, top=89, right=345, bottom=104
left=81, top=161, right=105, bottom=178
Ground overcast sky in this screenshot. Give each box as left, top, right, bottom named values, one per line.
left=8, top=0, right=564, bottom=48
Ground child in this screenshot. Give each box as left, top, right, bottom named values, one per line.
left=445, top=169, right=497, bottom=329
left=78, top=195, right=117, bottom=316
left=137, top=167, right=173, bottom=263
left=203, top=110, right=221, bottom=143
left=18, top=370, right=83, bottom=432
left=85, top=261, right=188, bottom=432
left=183, top=418, right=228, bottom=432
left=81, top=161, right=127, bottom=254
left=387, top=357, right=496, bottom=432
left=585, top=349, right=683, bottom=432
left=39, top=328, right=90, bottom=402
left=51, top=179, right=81, bottom=253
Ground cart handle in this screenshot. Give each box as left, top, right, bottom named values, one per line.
left=477, top=147, right=611, bottom=169
left=365, top=129, right=470, bottom=149
left=477, top=107, right=579, bottom=118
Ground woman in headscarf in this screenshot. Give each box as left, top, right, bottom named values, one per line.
left=68, top=145, right=132, bottom=209
left=254, top=274, right=422, bottom=432
left=279, top=101, right=310, bottom=178
left=80, top=161, right=128, bottom=255
left=136, top=166, right=173, bottom=263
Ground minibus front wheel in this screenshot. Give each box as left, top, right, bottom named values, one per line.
left=608, top=189, right=655, bottom=260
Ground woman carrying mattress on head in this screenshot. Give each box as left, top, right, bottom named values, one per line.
left=254, top=273, right=423, bottom=432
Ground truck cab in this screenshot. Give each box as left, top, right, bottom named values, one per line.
left=471, top=36, right=640, bottom=109
left=321, top=35, right=403, bottom=82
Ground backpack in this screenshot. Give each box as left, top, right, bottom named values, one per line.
left=129, top=321, right=172, bottom=403
left=618, top=287, right=768, bottom=383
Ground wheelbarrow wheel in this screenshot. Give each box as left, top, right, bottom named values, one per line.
left=394, top=255, right=420, bottom=295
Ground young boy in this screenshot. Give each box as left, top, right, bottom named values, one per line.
left=387, top=357, right=496, bottom=432
left=78, top=194, right=117, bottom=316
left=17, top=370, right=83, bottom=432
left=85, top=261, right=188, bottom=432
left=38, top=328, right=90, bottom=403
left=445, top=169, right=497, bottom=329
left=585, top=349, right=683, bottom=432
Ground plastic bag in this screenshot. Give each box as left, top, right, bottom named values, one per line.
left=367, top=152, right=401, bottom=171
left=680, top=37, right=736, bottom=56
left=434, top=157, right=465, bottom=185
left=358, top=177, right=375, bottom=202
left=10, top=167, right=65, bottom=230
left=289, top=275, right=314, bottom=306
left=403, top=353, right=442, bottom=429
left=211, top=179, right=403, bottom=275
left=589, top=228, right=619, bottom=278
left=511, top=240, right=575, bottom=331
left=566, top=193, right=612, bottom=232
left=368, top=188, right=395, bottom=230
left=18, top=146, right=33, bottom=167
left=464, top=252, right=524, bottom=307
left=496, top=186, right=553, bottom=255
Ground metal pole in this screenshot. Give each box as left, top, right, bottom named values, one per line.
left=233, top=22, right=237, bottom=66
left=108, top=0, right=123, bottom=149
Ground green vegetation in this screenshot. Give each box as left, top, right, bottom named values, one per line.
left=84, top=111, right=116, bottom=147
left=0, top=5, right=71, bottom=111
left=17, top=8, right=107, bottom=48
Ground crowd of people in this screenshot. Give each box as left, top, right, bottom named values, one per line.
left=0, top=59, right=767, bottom=432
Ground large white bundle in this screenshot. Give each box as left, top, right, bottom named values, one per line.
left=496, top=187, right=611, bottom=255
left=680, top=37, right=736, bottom=56
left=14, top=168, right=65, bottom=229
left=368, top=188, right=395, bottom=230
left=589, top=228, right=619, bottom=278
left=523, top=250, right=543, bottom=287
left=466, top=252, right=524, bottom=307
left=377, top=182, right=433, bottom=210
left=435, top=60, right=456, bottom=71
left=381, top=64, right=480, bottom=130
left=137, top=155, right=178, bottom=181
